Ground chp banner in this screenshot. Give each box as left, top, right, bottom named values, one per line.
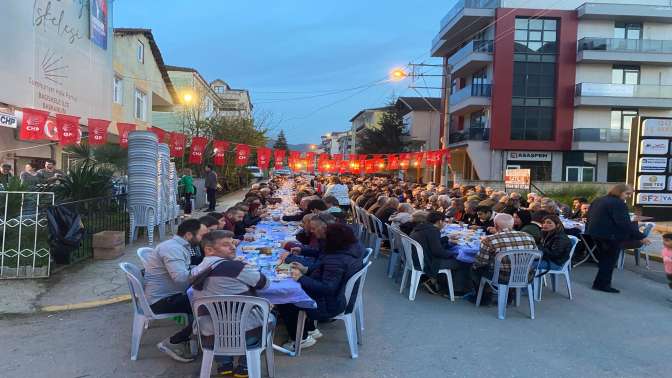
left=149, top=127, right=167, bottom=143
left=257, top=147, right=272, bottom=169
left=169, top=132, right=186, bottom=157
left=116, top=123, right=136, bottom=148
left=305, top=152, right=315, bottom=172
left=235, top=144, right=251, bottom=166
left=213, top=140, right=230, bottom=166
left=18, top=108, right=50, bottom=141
left=273, top=149, right=286, bottom=170
left=55, top=114, right=81, bottom=146
left=87, top=118, right=110, bottom=145
left=188, top=136, right=208, bottom=164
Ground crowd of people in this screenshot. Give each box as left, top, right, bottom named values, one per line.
left=135, top=172, right=664, bottom=376
left=0, top=159, right=65, bottom=190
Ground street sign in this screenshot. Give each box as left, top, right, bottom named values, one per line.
left=639, top=157, right=667, bottom=173
left=504, top=169, right=531, bottom=190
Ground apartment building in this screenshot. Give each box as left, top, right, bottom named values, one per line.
left=320, top=131, right=353, bottom=155
left=210, top=79, right=253, bottom=119
left=349, top=106, right=393, bottom=152
left=431, top=0, right=672, bottom=183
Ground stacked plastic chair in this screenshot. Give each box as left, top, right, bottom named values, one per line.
left=128, top=131, right=160, bottom=245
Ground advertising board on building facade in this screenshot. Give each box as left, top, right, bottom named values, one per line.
left=506, top=151, right=552, bottom=161
left=627, top=117, right=672, bottom=219
left=0, top=111, right=18, bottom=129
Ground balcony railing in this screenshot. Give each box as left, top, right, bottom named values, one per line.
left=449, top=127, right=490, bottom=143
left=575, top=83, right=672, bottom=99
left=448, top=40, right=494, bottom=66
left=440, top=0, right=500, bottom=29
left=578, top=37, right=672, bottom=53
left=450, top=83, right=492, bottom=105
left=573, top=128, right=630, bottom=143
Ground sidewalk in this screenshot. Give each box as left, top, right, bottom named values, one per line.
left=0, top=188, right=249, bottom=315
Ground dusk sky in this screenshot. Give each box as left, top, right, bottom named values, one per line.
left=114, top=0, right=447, bottom=144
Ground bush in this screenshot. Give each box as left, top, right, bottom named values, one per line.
left=543, top=184, right=607, bottom=207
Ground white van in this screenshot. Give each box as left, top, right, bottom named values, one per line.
left=246, top=166, right=264, bottom=179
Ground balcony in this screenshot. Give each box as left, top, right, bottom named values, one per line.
left=449, top=84, right=492, bottom=115
left=572, top=128, right=629, bottom=151
left=431, top=0, right=499, bottom=57
left=577, top=37, right=672, bottom=64
left=448, top=40, right=494, bottom=77
left=577, top=3, right=672, bottom=23
left=449, top=127, right=490, bottom=144
left=574, top=83, right=672, bottom=108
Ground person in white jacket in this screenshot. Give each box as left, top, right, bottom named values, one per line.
left=324, top=176, right=350, bottom=210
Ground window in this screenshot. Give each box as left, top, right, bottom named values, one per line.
left=607, top=153, right=627, bottom=182
left=205, top=97, right=213, bottom=114
left=136, top=40, right=144, bottom=63
left=514, top=17, right=557, bottom=53
left=614, top=22, right=642, bottom=40
left=612, top=65, right=640, bottom=85
left=563, top=151, right=597, bottom=182
left=610, top=109, right=638, bottom=130
left=469, top=110, right=486, bottom=129
left=134, top=89, right=147, bottom=120
left=113, top=76, right=123, bottom=104
left=511, top=106, right=554, bottom=140
left=215, top=86, right=225, bottom=94
left=566, top=166, right=595, bottom=182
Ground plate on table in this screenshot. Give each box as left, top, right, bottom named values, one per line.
left=273, top=272, right=290, bottom=281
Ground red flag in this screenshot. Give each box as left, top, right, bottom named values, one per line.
left=116, top=123, right=136, bottom=148
left=169, top=132, right=186, bottom=157
left=374, top=157, right=386, bottom=172
left=273, top=149, right=286, bottom=170
left=305, top=152, right=315, bottom=172
left=235, top=144, right=251, bottom=166
left=412, top=152, right=425, bottom=167
left=19, top=108, right=49, bottom=141
left=288, top=150, right=301, bottom=170
left=88, top=118, right=110, bottom=145
left=213, top=140, right=229, bottom=166
left=189, top=137, right=208, bottom=164
left=149, top=127, right=167, bottom=143
left=399, top=153, right=411, bottom=170
left=388, top=154, right=400, bottom=170
left=257, top=147, right=272, bottom=169
left=55, top=114, right=81, bottom=146
left=364, top=159, right=376, bottom=174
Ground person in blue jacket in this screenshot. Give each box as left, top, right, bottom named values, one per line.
left=586, top=184, right=651, bottom=293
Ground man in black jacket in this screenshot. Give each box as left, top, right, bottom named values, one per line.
left=586, top=184, right=650, bottom=293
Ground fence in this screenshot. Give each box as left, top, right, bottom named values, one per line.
left=54, top=194, right=129, bottom=264
left=0, top=191, right=54, bottom=279
left=454, top=180, right=615, bottom=194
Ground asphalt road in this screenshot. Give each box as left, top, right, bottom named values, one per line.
left=2, top=258, right=671, bottom=378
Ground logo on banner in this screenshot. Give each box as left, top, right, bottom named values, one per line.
left=0, top=111, right=17, bottom=128
left=637, top=192, right=672, bottom=205
left=642, top=118, right=672, bottom=137
left=637, top=175, right=666, bottom=191
left=639, top=157, right=668, bottom=173
left=640, top=139, right=669, bottom=155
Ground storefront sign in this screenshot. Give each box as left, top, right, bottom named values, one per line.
left=637, top=175, right=666, bottom=191
left=639, top=157, right=668, bottom=173
left=0, top=111, right=18, bottom=128
left=507, top=151, right=552, bottom=161
left=504, top=169, right=531, bottom=190
left=637, top=192, right=672, bottom=205
left=640, top=139, right=669, bottom=155
left=642, top=118, right=672, bottom=137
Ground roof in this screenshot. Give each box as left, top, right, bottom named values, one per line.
left=113, top=28, right=180, bottom=105
left=164, top=65, right=224, bottom=106
left=348, top=106, right=394, bottom=122
left=395, top=97, right=442, bottom=115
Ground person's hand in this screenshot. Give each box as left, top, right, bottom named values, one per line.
left=290, top=267, right=303, bottom=281
left=278, top=252, right=290, bottom=263
left=245, top=227, right=255, bottom=233
left=290, top=247, right=302, bottom=255
left=642, top=238, right=652, bottom=246
left=486, top=226, right=496, bottom=234
left=290, top=261, right=308, bottom=274
left=469, top=225, right=479, bottom=230
left=243, top=234, right=255, bottom=242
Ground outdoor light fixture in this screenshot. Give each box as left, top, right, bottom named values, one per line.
left=390, top=68, right=408, bottom=81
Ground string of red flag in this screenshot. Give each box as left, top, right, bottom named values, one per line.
left=17, top=108, right=450, bottom=173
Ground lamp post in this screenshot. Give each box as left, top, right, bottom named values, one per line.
left=181, top=92, right=194, bottom=167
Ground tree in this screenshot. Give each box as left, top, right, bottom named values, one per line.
left=357, top=103, right=410, bottom=154
left=273, top=130, right=289, bottom=150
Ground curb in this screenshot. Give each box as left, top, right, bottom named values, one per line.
left=40, top=294, right=131, bottom=313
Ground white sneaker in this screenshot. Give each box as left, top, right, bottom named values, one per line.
left=281, top=335, right=317, bottom=351
left=157, top=337, right=195, bottom=363
left=308, top=329, right=323, bottom=339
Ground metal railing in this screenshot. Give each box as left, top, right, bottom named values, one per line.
left=0, top=191, right=54, bottom=279
left=449, top=127, right=490, bottom=143
left=575, top=82, right=672, bottom=98
left=53, top=194, right=129, bottom=264
left=573, top=128, right=630, bottom=143
left=450, top=83, right=492, bottom=105
left=578, top=37, right=672, bottom=53
left=448, top=40, right=494, bottom=66
left=440, top=0, right=499, bottom=29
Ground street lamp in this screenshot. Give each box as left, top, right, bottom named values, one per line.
left=183, top=92, right=193, bottom=104
left=390, top=68, right=408, bottom=81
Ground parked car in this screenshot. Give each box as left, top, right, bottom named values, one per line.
left=246, top=166, right=264, bottom=179
left=272, top=167, right=292, bottom=176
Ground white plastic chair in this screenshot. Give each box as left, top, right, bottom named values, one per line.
left=574, top=234, right=599, bottom=267
left=362, top=247, right=373, bottom=264
left=136, top=247, right=154, bottom=267
left=628, top=222, right=655, bottom=269
left=399, top=234, right=425, bottom=301
left=386, top=224, right=403, bottom=278
left=368, top=214, right=386, bottom=259
left=534, top=235, right=579, bottom=301
left=192, top=295, right=274, bottom=378
left=129, top=204, right=157, bottom=245
left=119, top=262, right=189, bottom=360
left=332, top=261, right=371, bottom=359
left=475, top=249, right=541, bottom=320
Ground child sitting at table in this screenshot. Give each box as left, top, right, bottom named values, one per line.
left=662, top=233, right=672, bottom=301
